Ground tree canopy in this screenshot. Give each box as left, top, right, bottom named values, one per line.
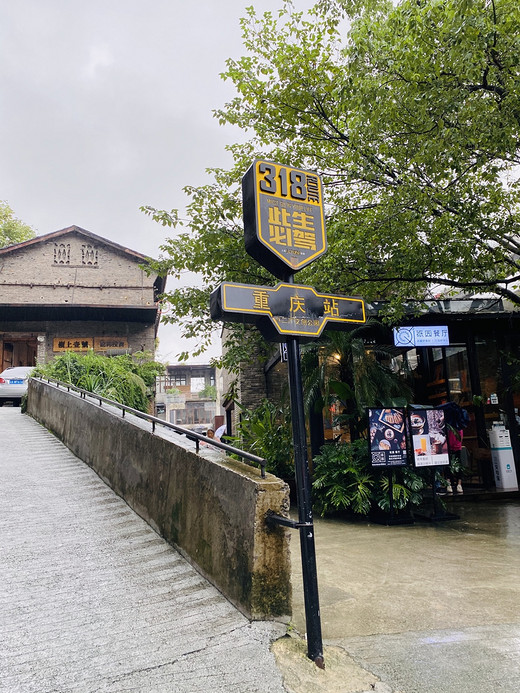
left=144, top=0, right=520, bottom=359
left=0, top=201, right=35, bottom=248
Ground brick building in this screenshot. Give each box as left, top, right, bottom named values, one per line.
left=155, top=364, right=216, bottom=430
left=0, top=226, right=165, bottom=368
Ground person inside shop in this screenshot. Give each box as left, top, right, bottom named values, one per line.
left=439, top=402, right=469, bottom=494
left=446, top=427, right=464, bottom=494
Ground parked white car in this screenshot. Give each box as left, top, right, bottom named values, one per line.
left=0, top=366, right=34, bottom=405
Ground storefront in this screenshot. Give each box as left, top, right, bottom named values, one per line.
left=237, top=297, right=520, bottom=491
left=390, top=299, right=520, bottom=490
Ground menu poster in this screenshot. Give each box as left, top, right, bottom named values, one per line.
left=368, top=408, right=408, bottom=467
left=409, top=407, right=450, bottom=467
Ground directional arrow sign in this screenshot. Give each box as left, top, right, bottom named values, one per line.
left=210, top=282, right=365, bottom=342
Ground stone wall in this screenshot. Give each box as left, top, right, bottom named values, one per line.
left=0, top=232, right=155, bottom=307
left=27, top=378, right=292, bottom=620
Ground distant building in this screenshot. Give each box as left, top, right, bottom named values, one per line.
left=155, top=363, right=216, bottom=430
left=0, top=226, right=165, bottom=369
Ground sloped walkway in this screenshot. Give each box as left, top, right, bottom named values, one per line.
left=0, top=408, right=286, bottom=693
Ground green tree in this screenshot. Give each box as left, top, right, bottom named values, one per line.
left=230, top=399, right=294, bottom=478
left=198, top=383, right=217, bottom=399
left=0, top=201, right=35, bottom=248
left=144, top=0, right=520, bottom=357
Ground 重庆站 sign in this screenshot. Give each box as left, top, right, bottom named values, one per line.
left=242, top=160, right=326, bottom=279
left=210, top=282, right=365, bottom=342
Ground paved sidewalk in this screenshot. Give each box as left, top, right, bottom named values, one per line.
left=0, top=409, right=286, bottom=693
left=281, top=492, right=520, bottom=692
left=4, top=406, right=520, bottom=693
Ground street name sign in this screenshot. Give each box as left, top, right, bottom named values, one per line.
left=242, top=160, right=327, bottom=279
left=210, top=282, right=365, bottom=342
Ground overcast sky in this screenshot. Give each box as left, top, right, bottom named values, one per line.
left=0, top=0, right=311, bottom=363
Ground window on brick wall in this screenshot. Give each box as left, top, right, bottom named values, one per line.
left=81, top=244, right=98, bottom=266
left=54, top=243, right=70, bottom=264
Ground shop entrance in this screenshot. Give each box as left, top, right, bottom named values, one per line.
left=414, top=332, right=520, bottom=491
left=1, top=339, right=37, bottom=371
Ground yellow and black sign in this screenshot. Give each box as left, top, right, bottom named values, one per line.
left=210, top=282, right=365, bottom=342
left=242, top=160, right=326, bottom=279
left=53, top=338, right=93, bottom=352
left=53, top=337, right=129, bottom=352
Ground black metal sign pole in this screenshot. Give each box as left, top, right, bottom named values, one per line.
left=236, top=160, right=365, bottom=669
left=285, top=294, right=324, bottom=667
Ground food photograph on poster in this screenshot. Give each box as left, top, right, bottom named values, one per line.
left=409, top=407, right=450, bottom=467
left=368, top=408, right=408, bottom=467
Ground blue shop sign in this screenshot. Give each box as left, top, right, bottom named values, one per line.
left=393, top=325, right=449, bottom=348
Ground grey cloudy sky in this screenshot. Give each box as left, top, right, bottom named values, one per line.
left=0, top=0, right=306, bottom=363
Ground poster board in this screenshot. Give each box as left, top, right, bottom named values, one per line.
left=368, top=408, right=408, bottom=467
left=408, top=407, right=450, bottom=467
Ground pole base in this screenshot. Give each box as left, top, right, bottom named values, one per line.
left=313, top=654, right=325, bottom=670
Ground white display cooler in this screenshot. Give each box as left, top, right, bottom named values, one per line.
left=489, top=424, right=519, bottom=491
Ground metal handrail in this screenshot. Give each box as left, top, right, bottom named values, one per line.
left=32, top=376, right=267, bottom=477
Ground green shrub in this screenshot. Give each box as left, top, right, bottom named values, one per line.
left=312, top=440, right=427, bottom=516
left=33, top=351, right=164, bottom=412
left=232, top=399, right=294, bottom=478
left=375, top=465, right=426, bottom=512
left=312, top=440, right=374, bottom=515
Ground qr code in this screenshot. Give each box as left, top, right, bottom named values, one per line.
left=372, top=452, right=386, bottom=465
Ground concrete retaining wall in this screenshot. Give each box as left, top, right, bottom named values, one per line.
left=27, top=379, right=291, bottom=620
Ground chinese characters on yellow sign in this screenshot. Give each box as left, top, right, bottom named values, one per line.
left=211, top=159, right=365, bottom=341
left=210, top=283, right=365, bottom=342
left=242, top=160, right=326, bottom=279
left=53, top=338, right=129, bottom=352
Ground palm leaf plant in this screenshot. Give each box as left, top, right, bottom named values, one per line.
left=312, top=439, right=375, bottom=516
left=376, top=466, right=426, bottom=513
left=302, top=321, right=413, bottom=441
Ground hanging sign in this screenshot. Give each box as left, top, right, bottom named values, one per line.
left=393, top=326, right=449, bottom=347
left=409, top=407, right=450, bottom=467
left=368, top=408, right=408, bottom=467
left=210, top=282, right=365, bottom=342
left=242, top=160, right=327, bottom=279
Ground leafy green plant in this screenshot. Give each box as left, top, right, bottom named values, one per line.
left=302, top=325, right=413, bottom=441
left=232, top=399, right=294, bottom=478
left=312, top=440, right=374, bottom=516
left=33, top=350, right=164, bottom=412
left=198, top=384, right=217, bottom=399
left=376, top=466, right=426, bottom=513
left=313, top=439, right=428, bottom=516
